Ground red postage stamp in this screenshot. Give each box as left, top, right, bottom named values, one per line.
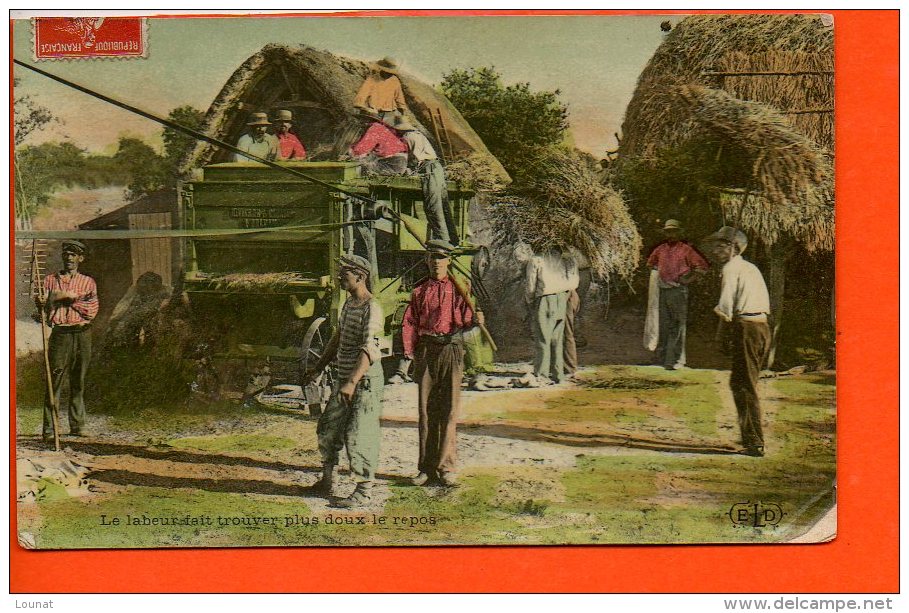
left=33, top=17, right=147, bottom=60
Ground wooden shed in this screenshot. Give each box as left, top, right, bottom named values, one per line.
left=77, top=189, right=177, bottom=331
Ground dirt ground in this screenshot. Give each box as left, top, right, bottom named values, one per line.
left=14, top=307, right=836, bottom=547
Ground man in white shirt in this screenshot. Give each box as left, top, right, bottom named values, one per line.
left=233, top=112, right=279, bottom=162
left=391, top=116, right=458, bottom=244
left=525, top=247, right=580, bottom=385
left=710, top=226, right=771, bottom=457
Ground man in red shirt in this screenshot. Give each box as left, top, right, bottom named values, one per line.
left=348, top=111, right=408, bottom=175
left=401, top=239, right=483, bottom=487
left=273, top=109, right=306, bottom=160
left=37, top=240, right=99, bottom=442
left=646, top=219, right=709, bottom=369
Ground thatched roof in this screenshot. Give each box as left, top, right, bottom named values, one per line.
left=618, top=14, right=834, bottom=251
left=180, top=44, right=509, bottom=185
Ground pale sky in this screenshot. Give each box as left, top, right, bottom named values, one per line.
left=12, top=14, right=677, bottom=156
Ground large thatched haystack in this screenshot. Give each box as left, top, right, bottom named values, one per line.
left=617, top=15, right=835, bottom=367
left=618, top=14, right=834, bottom=252
left=180, top=44, right=509, bottom=184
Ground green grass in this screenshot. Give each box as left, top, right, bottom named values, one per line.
left=20, top=474, right=525, bottom=548
left=480, top=366, right=723, bottom=440
left=16, top=363, right=835, bottom=547
left=168, top=433, right=297, bottom=453
left=540, top=372, right=836, bottom=543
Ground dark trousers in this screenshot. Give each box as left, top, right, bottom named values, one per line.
left=414, top=338, right=463, bottom=476
left=657, top=285, right=688, bottom=367
left=731, top=320, right=771, bottom=449
left=563, top=288, right=581, bottom=374
left=44, top=327, right=91, bottom=437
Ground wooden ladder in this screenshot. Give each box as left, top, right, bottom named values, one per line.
left=429, top=108, right=456, bottom=164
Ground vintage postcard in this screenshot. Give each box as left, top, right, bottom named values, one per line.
left=12, top=12, right=836, bottom=550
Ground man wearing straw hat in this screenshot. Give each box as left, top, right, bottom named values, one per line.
left=303, top=254, right=385, bottom=507
left=402, top=239, right=482, bottom=487
left=646, top=219, right=709, bottom=370
left=392, top=115, right=458, bottom=245
left=272, top=109, right=306, bottom=160
left=37, top=240, right=99, bottom=442
left=708, top=226, right=771, bottom=457
left=354, top=57, right=408, bottom=123
left=233, top=112, right=279, bottom=162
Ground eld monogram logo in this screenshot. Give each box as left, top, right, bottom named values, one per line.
left=728, top=501, right=785, bottom=528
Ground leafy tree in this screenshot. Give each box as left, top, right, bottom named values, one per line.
left=163, top=105, right=205, bottom=167
left=13, top=78, right=58, bottom=146
left=440, top=67, right=569, bottom=182
left=117, top=105, right=204, bottom=199
left=114, top=137, right=169, bottom=200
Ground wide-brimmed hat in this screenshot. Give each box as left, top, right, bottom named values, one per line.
left=62, top=239, right=87, bottom=255
left=246, top=112, right=271, bottom=126
left=273, top=109, right=294, bottom=123
left=425, top=239, right=455, bottom=256
left=662, top=219, right=682, bottom=231
left=706, top=226, right=748, bottom=253
left=391, top=115, right=417, bottom=132
left=338, top=254, right=372, bottom=276
left=373, top=57, right=399, bottom=74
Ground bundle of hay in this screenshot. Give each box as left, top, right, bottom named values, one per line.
left=673, top=85, right=834, bottom=251
left=445, top=152, right=512, bottom=192
left=208, top=272, right=306, bottom=291
left=490, top=148, right=641, bottom=281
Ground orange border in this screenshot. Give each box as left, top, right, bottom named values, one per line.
left=9, top=9, right=899, bottom=593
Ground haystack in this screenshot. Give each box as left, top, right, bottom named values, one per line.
left=617, top=14, right=835, bottom=366
left=618, top=14, right=834, bottom=251
left=179, top=44, right=509, bottom=186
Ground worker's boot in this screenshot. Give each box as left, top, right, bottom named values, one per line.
left=308, top=464, right=337, bottom=497
left=335, top=481, right=373, bottom=508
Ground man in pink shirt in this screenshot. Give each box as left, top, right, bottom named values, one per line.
left=401, top=239, right=483, bottom=487
left=646, top=219, right=709, bottom=370
left=272, top=109, right=306, bottom=160
left=348, top=111, right=408, bottom=175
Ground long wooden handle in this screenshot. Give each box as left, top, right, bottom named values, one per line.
left=31, top=242, right=60, bottom=451
left=39, top=313, right=61, bottom=451
left=450, top=273, right=498, bottom=353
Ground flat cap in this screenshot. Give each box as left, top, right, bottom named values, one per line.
left=338, top=254, right=372, bottom=275
left=62, top=239, right=87, bottom=254
left=425, top=239, right=455, bottom=256
left=706, top=226, right=748, bottom=253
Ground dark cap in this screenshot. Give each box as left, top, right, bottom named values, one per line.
left=338, top=254, right=372, bottom=275
left=62, top=239, right=87, bottom=255
left=425, top=239, right=455, bottom=256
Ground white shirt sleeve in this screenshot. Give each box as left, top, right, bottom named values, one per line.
left=361, top=300, right=385, bottom=365
left=714, top=260, right=737, bottom=322
left=525, top=258, right=540, bottom=303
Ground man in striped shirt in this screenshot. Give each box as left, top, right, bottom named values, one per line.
left=38, top=240, right=99, bottom=441
left=303, top=254, right=385, bottom=507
